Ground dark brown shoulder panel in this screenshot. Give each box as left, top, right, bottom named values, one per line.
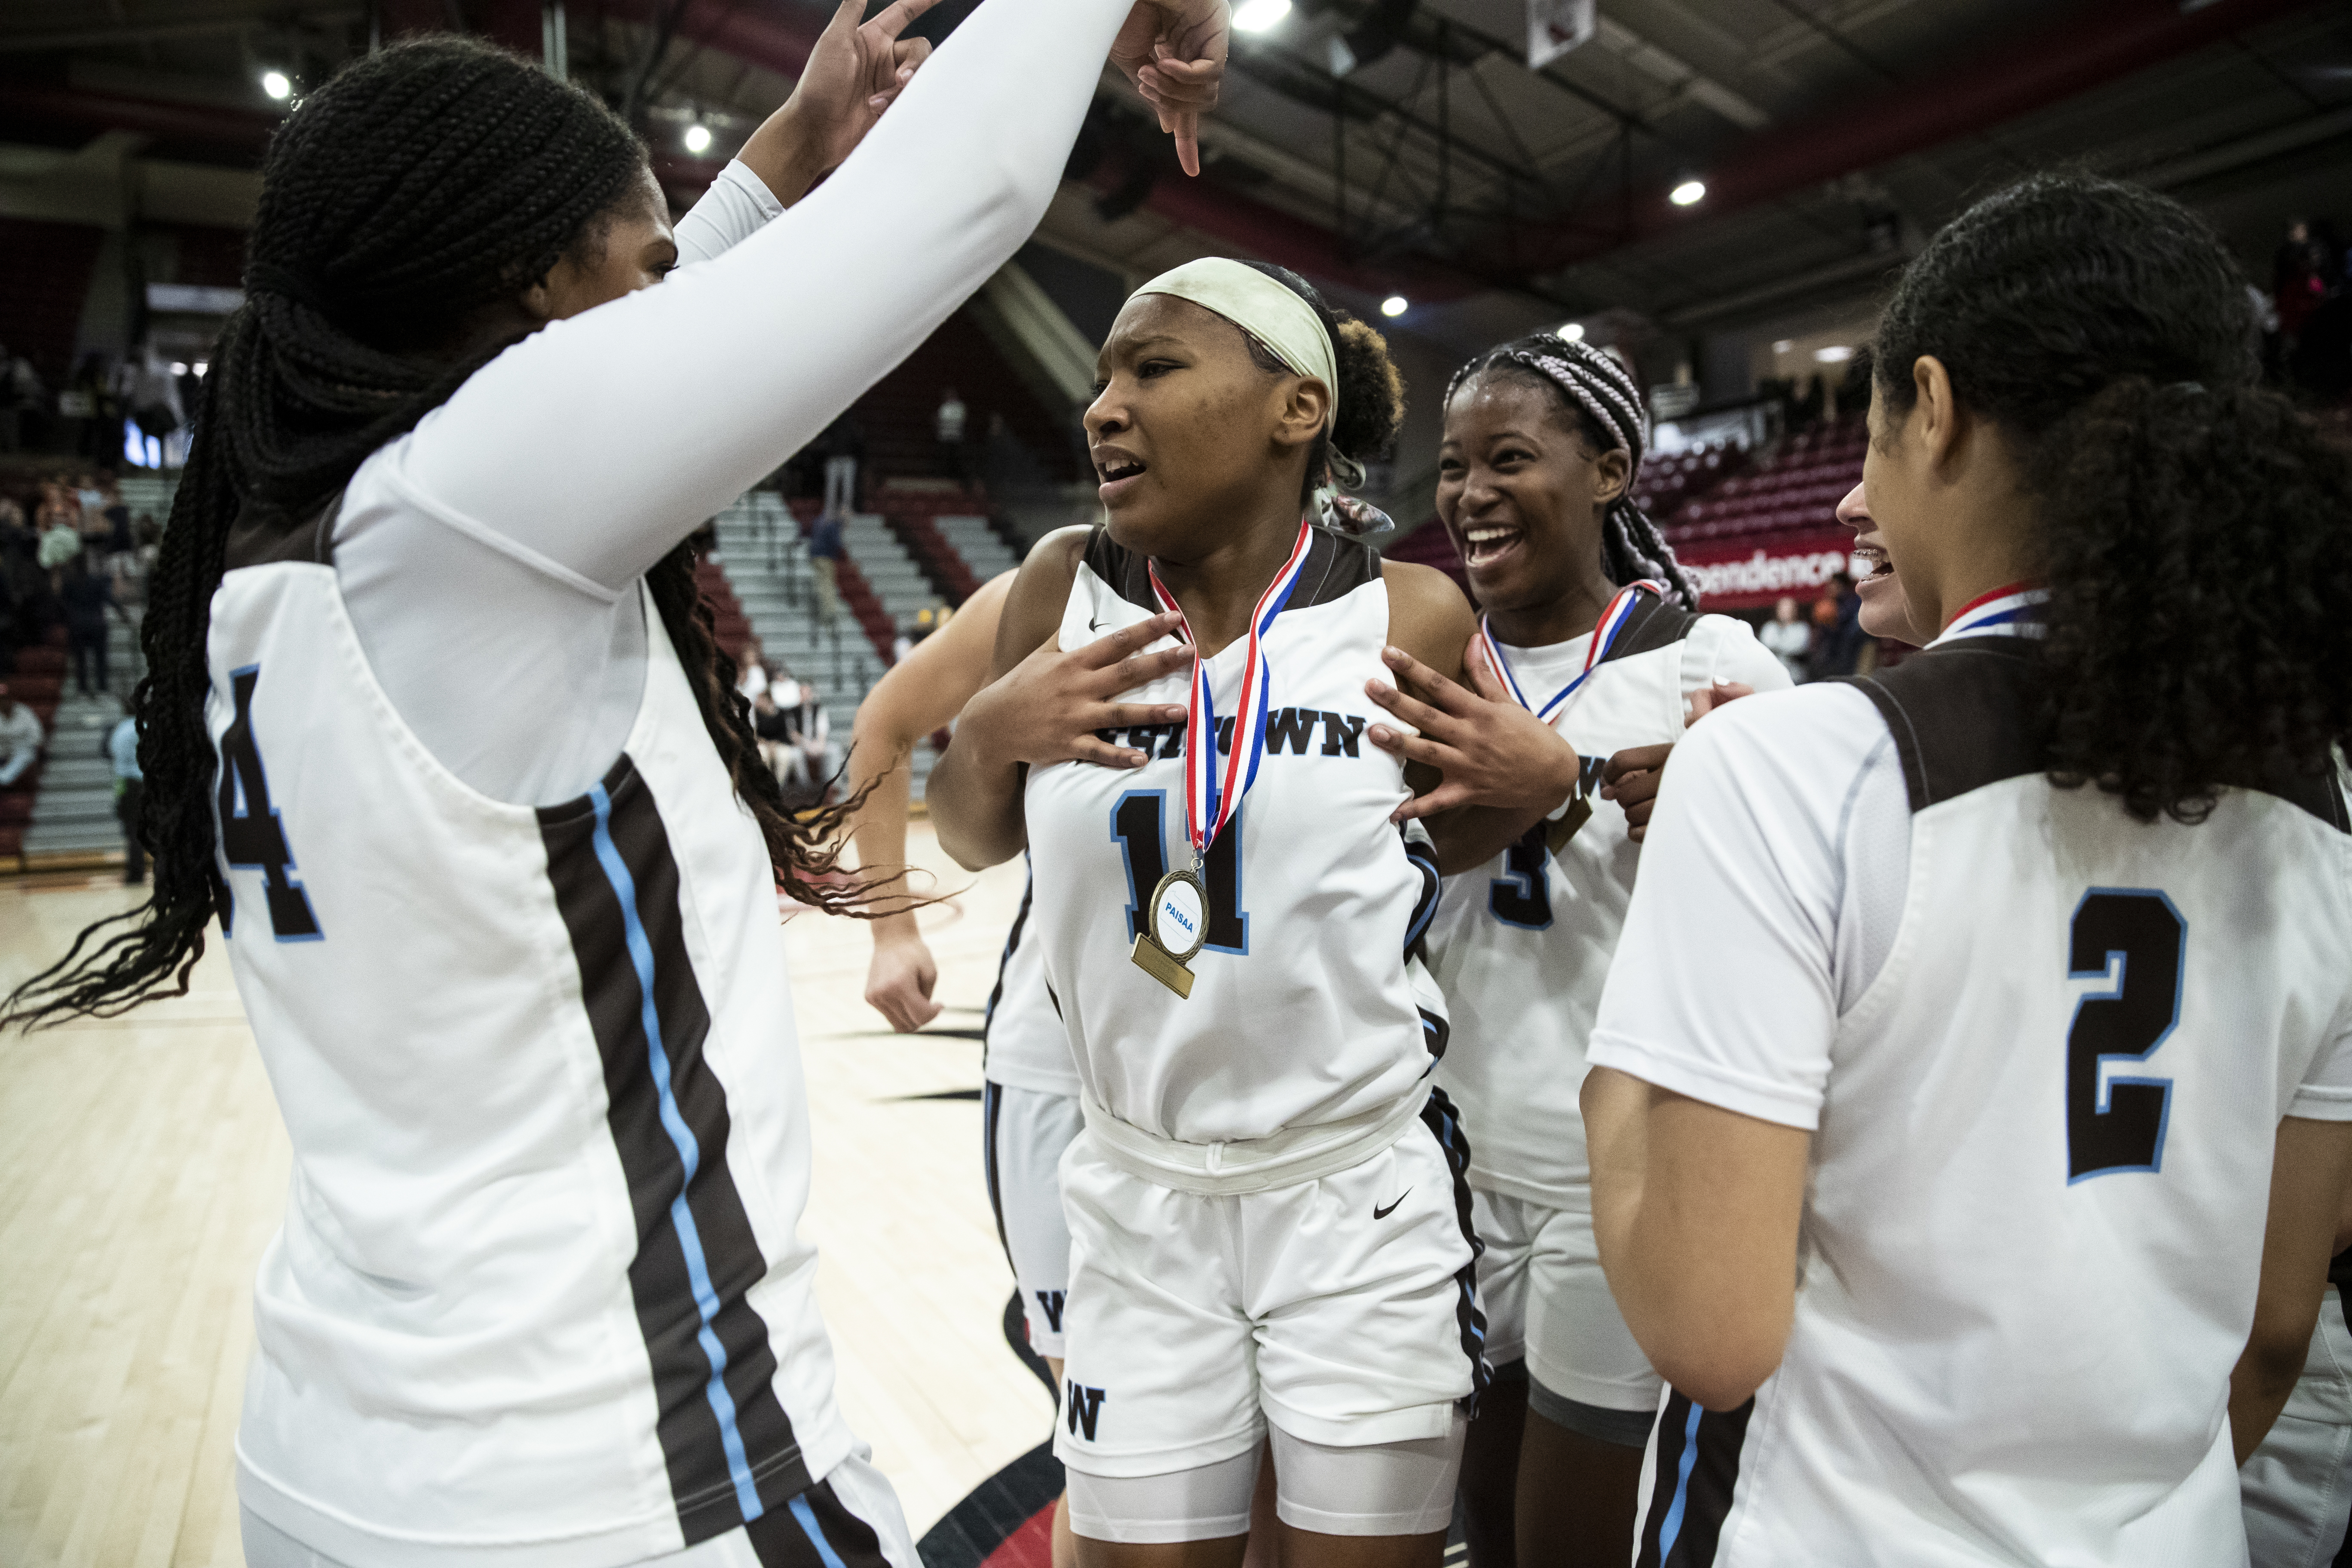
left=224, top=492, right=342, bottom=570
left=1600, top=590, right=1699, bottom=664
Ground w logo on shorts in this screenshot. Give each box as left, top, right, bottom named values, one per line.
left=1064, top=1381, right=1108, bottom=1442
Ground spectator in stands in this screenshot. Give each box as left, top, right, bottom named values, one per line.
left=808, top=508, right=843, bottom=623
left=1810, top=570, right=1866, bottom=678
left=749, top=686, right=792, bottom=784
left=0, top=349, right=42, bottom=454
left=819, top=413, right=864, bottom=516
left=37, top=497, right=81, bottom=575
left=935, top=385, right=968, bottom=484
left=736, top=639, right=770, bottom=706
left=60, top=558, right=128, bottom=696
left=1760, top=595, right=1811, bottom=684
left=779, top=683, right=838, bottom=802
left=771, top=662, right=804, bottom=710
left=105, top=710, right=144, bottom=885
left=0, top=681, right=44, bottom=788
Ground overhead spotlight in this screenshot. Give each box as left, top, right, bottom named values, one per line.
left=683, top=122, right=713, bottom=155
left=1558, top=322, right=1585, bottom=342
left=260, top=70, right=292, bottom=101
left=1234, top=0, right=1292, bottom=33
left=1381, top=295, right=1409, bottom=318
left=171, top=362, right=189, bottom=375
left=1814, top=345, right=1854, bottom=364
left=1669, top=179, right=1706, bottom=207
left=1773, top=339, right=1794, bottom=353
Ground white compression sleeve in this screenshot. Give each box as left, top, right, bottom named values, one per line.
left=672, top=160, right=784, bottom=269
left=398, top=0, right=1133, bottom=595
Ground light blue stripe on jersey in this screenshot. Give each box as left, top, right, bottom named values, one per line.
left=588, top=780, right=765, bottom=1525
left=1657, top=1400, right=1706, bottom=1561
left=790, top=1494, right=850, bottom=1568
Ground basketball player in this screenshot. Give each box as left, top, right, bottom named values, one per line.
left=1359, top=336, right=1787, bottom=1568
left=927, top=259, right=1556, bottom=1565
left=1580, top=172, right=2352, bottom=1565
left=0, top=3, right=1228, bottom=1565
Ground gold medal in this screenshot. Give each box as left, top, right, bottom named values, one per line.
left=1546, top=795, right=1593, bottom=854
left=1130, top=867, right=1208, bottom=999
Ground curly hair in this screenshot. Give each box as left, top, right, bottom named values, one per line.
left=1230, top=261, right=1406, bottom=507
left=1874, top=171, right=2352, bottom=824
left=1442, top=334, right=1698, bottom=608
left=5, top=37, right=867, bottom=1030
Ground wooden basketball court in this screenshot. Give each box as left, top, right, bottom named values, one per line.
left=0, top=827, right=1054, bottom=1567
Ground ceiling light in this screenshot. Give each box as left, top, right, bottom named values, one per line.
left=1815, top=345, right=1854, bottom=364
left=260, top=70, right=292, bottom=101
left=1773, top=339, right=1794, bottom=353
left=1234, top=0, right=1292, bottom=33
left=1558, top=322, right=1585, bottom=343
left=683, top=122, right=713, bottom=155
left=1669, top=179, right=1706, bottom=207
left=1381, top=295, right=1409, bottom=318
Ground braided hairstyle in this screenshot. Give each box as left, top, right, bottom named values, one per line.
left=6, top=37, right=865, bottom=1029
left=1230, top=262, right=1407, bottom=509
left=1443, top=334, right=1699, bottom=609
left=1874, top=171, right=2352, bottom=824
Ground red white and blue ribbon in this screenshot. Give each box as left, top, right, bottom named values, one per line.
left=1929, top=582, right=2049, bottom=648
left=1147, top=519, right=1316, bottom=861
left=1478, top=579, right=1663, bottom=724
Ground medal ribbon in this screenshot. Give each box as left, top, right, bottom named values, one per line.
left=1147, top=519, right=1316, bottom=861
left=1929, top=582, right=2048, bottom=648
left=1478, top=579, right=1664, bottom=725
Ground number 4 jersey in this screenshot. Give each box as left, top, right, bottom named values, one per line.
left=206, top=520, right=860, bottom=1567
left=1589, top=630, right=2352, bottom=1566
left=1023, top=526, right=1446, bottom=1145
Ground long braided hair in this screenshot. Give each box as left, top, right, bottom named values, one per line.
left=6, top=37, right=865, bottom=1029
left=1443, top=334, right=1699, bottom=609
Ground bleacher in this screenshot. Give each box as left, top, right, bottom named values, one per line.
left=1658, top=421, right=1863, bottom=548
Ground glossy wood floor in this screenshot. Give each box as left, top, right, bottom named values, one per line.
left=0, top=830, right=1048, bottom=1566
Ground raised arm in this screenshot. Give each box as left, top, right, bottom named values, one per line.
left=402, top=0, right=1226, bottom=594
left=849, top=570, right=1015, bottom=1030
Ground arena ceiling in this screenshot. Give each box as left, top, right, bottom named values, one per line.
left=3, top=0, right=2349, bottom=359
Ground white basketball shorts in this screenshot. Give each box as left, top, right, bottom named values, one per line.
left=983, top=1080, right=1084, bottom=1358
left=1472, top=1187, right=1661, bottom=1444
left=1054, top=1091, right=1488, bottom=1480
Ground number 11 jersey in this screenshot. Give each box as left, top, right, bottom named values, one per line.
left=1023, top=526, right=1445, bottom=1146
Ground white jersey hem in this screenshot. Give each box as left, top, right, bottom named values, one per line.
left=235, top=1426, right=856, bottom=1568
left=1079, top=1084, right=1424, bottom=1196
left=1585, top=1030, right=1822, bottom=1131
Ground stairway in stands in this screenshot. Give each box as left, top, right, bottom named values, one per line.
left=11, top=616, right=144, bottom=867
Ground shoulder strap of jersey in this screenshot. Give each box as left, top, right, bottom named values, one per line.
left=1083, top=522, right=1381, bottom=614
left=1594, top=585, right=1699, bottom=666
left=1081, top=524, right=1157, bottom=612
left=224, top=490, right=343, bottom=571
left=1834, top=642, right=2044, bottom=813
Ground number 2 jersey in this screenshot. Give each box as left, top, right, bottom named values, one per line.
left=1426, top=598, right=1788, bottom=1207
left=1023, top=527, right=1445, bottom=1145
left=1590, top=630, right=2352, bottom=1566
left=208, top=514, right=857, bottom=1567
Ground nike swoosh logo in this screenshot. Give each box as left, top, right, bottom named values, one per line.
left=1088, top=616, right=1106, bottom=632
left=1373, top=1191, right=1410, bottom=1220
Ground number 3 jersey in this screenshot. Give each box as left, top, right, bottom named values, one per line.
left=1023, top=527, right=1446, bottom=1146
left=1590, top=630, right=2352, bottom=1566
left=206, top=521, right=857, bottom=1567
left=1425, top=600, right=1788, bottom=1206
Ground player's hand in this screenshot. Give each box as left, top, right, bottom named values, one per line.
left=1687, top=680, right=1755, bottom=722
left=1109, top=0, right=1229, bottom=176
left=959, top=612, right=1190, bottom=771
left=865, top=927, right=944, bottom=1032
left=1365, top=640, right=1581, bottom=824
left=767, top=0, right=937, bottom=187
left=1599, top=743, right=1671, bottom=843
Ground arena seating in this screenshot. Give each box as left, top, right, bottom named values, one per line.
left=0, top=217, right=107, bottom=387
left=1659, top=420, right=1864, bottom=547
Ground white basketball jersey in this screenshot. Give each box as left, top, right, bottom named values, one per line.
left=1429, top=603, right=1787, bottom=1205
left=210, top=518, right=853, bottom=1567
left=983, top=861, right=1082, bottom=1097
left=1624, top=639, right=2352, bottom=1567
left=1023, top=527, right=1445, bottom=1145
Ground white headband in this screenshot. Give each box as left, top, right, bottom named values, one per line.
left=1131, top=257, right=1366, bottom=490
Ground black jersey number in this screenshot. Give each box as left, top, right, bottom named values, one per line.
left=1111, top=790, right=1247, bottom=954
left=217, top=664, right=323, bottom=941
left=2064, top=888, right=2183, bottom=1182
left=1488, top=821, right=1554, bottom=931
